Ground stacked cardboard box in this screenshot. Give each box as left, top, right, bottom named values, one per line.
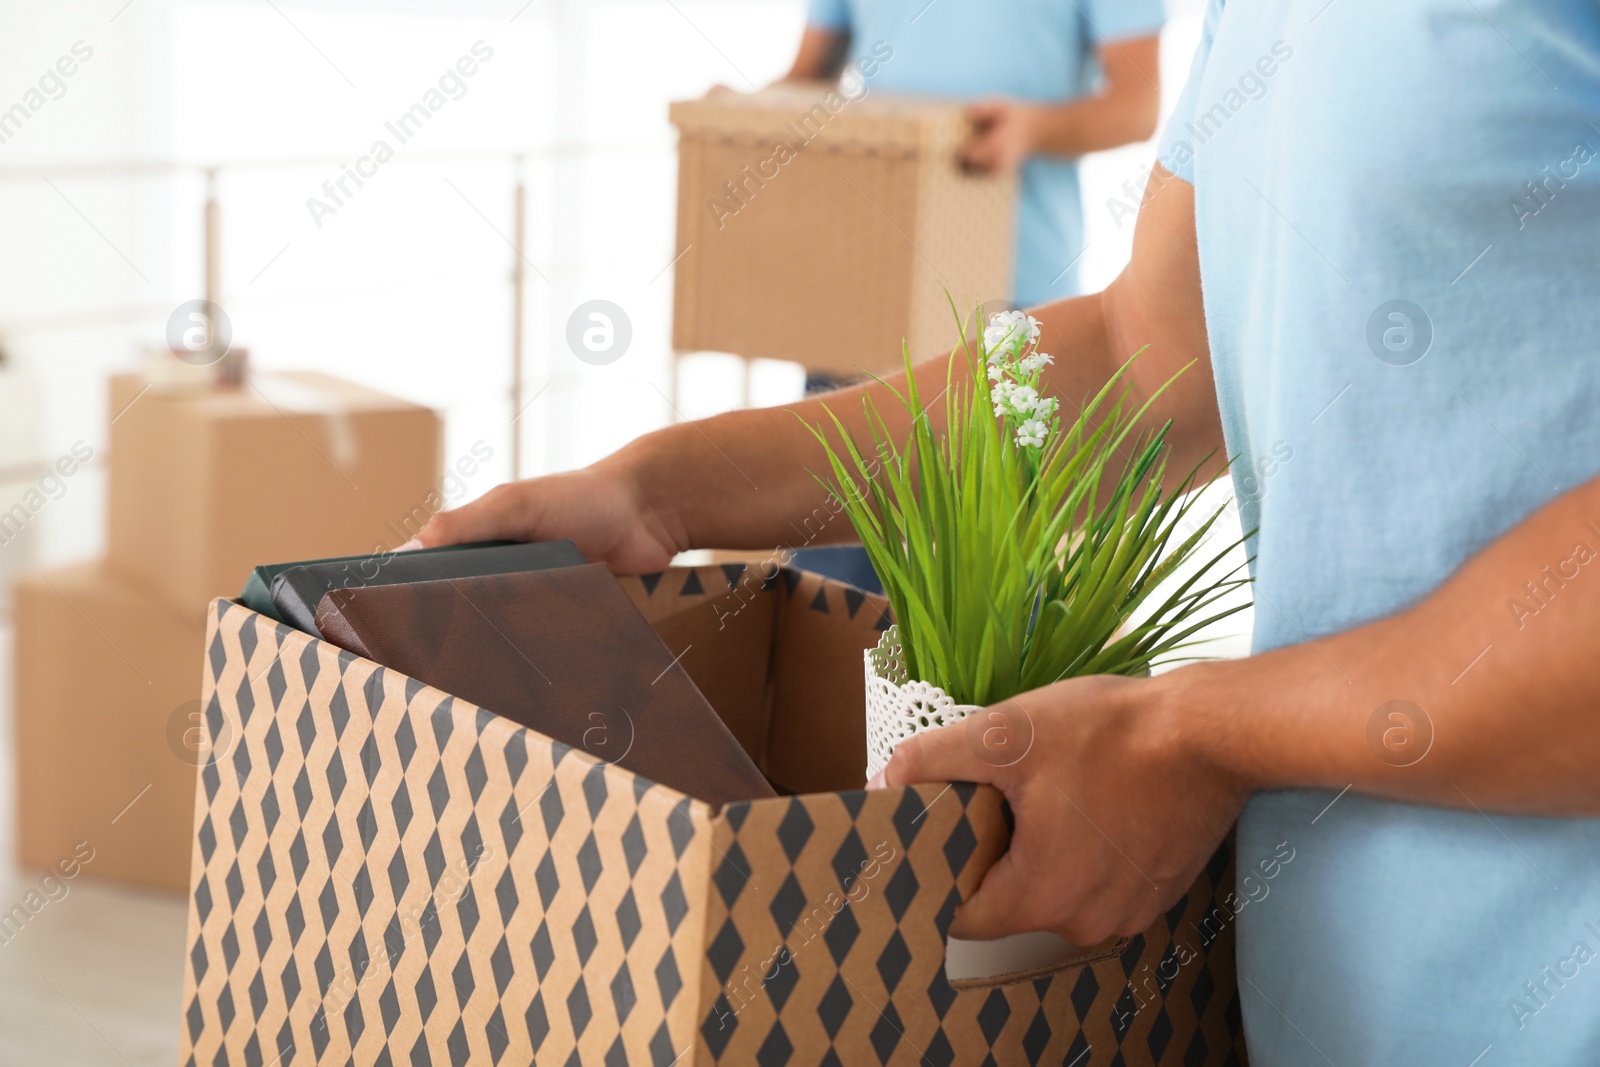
left=12, top=373, right=441, bottom=891
left=14, top=564, right=208, bottom=889
left=105, top=373, right=443, bottom=612
left=670, top=84, right=1017, bottom=378
left=178, top=565, right=1244, bottom=1064
left=0, top=363, right=43, bottom=620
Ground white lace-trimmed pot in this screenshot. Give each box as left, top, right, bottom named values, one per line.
left=864, top=625, right=985, bottom=780
left=864, top=624, right=1111, bottom=985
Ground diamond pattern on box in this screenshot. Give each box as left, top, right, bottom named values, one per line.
left=180, top=601, right=714, bottom=1066
left=694, top=782, right=1245, bottom=1066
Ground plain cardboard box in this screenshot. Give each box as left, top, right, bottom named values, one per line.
left=107, top=372, right=442, bottom=617
left=13, top=563, right=207, bottom=892
left=670, top=84, right=1016, bottom=377
left=178, top=564, right=1244, bottom=1064
left=0, top=477, right=39, bottom=622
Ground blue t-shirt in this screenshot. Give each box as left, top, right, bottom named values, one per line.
left=1158, top=1, right=1600, bottom=1063
left=806, top=0, right=1165, bottom=304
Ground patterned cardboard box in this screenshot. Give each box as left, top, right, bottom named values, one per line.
left=179, top=565, right=1245, bottom=1065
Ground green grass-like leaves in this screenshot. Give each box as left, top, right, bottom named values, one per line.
left=803, top=308, right=1251, bottom=706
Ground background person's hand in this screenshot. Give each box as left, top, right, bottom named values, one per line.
left=962, top=98, right=1041, bottom=174
left=874, top=673, right=1248, bottom=945
left=410, top=465, right=687, bottom=574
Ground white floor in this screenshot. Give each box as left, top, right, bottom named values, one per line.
left=0, top=622, right=188, bottom=1067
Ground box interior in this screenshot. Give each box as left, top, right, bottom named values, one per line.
left=626, top=566, right=889, bottom=797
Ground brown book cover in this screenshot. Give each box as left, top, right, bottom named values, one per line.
left=314, top=563, right=774, bottom=808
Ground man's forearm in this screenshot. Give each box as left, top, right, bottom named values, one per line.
left=1029, top=93, right=1159, bottom=157
left=1030, top=37, right=1160, bottom=157
left=784, top=27, right=849, bottom=83
left=612, top=292, right=1119, bottom=553
left=1172, top=472, right=1600, bottom=816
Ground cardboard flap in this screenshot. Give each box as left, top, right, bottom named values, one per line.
left=621, top=563, right=891, bottom=793
left=765, top=569, right=892, bottom=793
left=619, top=564, right=781, bottom=768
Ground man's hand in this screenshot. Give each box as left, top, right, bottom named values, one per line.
left=976, top=36, right=1160, bottom=165
left=411, top=465, right=686, bottom=574
left=962, top=99, right=1041, bottom=173
left=874, top=466, right=1600, bottom=945
left=875, top=673, right=1247, bottom=945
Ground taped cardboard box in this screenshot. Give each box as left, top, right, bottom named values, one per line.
left=107, top=372, right=442, bottom=618
left=13, top=563, right=207, bottom=891
left=670, top=85, right=1016, bottom=377
left=180, top=565, right=1245, bottom=1065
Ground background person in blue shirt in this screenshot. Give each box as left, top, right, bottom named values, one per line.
left=790, top=0, right=1166, bottom=305
left=783, top=0, right=1165, bottom=592
left=423, top=1, right=1600, bottom=1061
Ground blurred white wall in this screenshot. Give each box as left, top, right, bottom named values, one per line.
left=0, top=0, right=1236, bottom=648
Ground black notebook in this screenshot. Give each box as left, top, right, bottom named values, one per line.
left=240, top=541, right=518, bottom=622
left=268, top=540, right=586, bottom=637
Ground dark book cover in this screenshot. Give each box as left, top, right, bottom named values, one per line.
left=269, top=540, right=583, bottom=635
left=314, top=563, right=775, bottom=808
left=240, top=541, right=518, bottom=621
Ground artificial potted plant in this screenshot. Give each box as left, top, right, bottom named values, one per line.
left=808, top=306, right=1250, bottom=977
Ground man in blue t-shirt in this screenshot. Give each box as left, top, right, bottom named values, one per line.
left=790, top=0, right=1166, bottom=305
left=423, top=2, right=1600, bottom=1061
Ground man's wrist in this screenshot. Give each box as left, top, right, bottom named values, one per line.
left=1020, top=102, right=1052, bottom=156
left=1025, top=102, right=1083, bottom=158
left=593, top=427, right=692, bottom=552
left=1151, top=629, right=1406, bottom=801
left=1149, top=653, right=1288, bottom=797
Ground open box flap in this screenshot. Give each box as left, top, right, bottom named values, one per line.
left=620, top=563, right=893, bottom=794
left=619, top=564, right=781, bottom=776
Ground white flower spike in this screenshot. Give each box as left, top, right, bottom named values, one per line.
left=984, top=310, right=1056, bottom=450
left=1015, top=419, right=1049, bottom=449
